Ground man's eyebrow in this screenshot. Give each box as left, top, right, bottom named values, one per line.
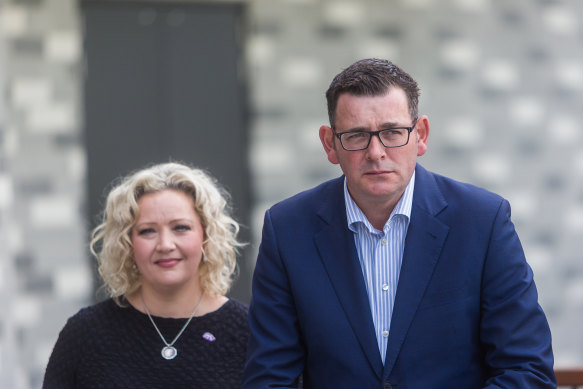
left=340, top=121, right=408, bottom=132
left=379, top=121, right=407, bottom=128
left=342, top=126, right=369, bottom=132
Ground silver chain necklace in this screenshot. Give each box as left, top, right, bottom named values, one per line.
left=140, top=290, right=205, bottom=360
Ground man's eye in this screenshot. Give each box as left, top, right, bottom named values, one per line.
left=345, top=132, right=367, bottom=140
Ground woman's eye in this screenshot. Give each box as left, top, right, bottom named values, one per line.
left=174, top=225, right=191, bottom=232
left=137, top=228, right=155, bottom=235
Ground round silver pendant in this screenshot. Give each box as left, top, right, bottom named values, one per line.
left=161, top=346, right=177, bottom=360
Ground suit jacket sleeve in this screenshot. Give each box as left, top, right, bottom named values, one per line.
left=480, top=199, right=555, bottom=388
left=243, top=209, right=303, bottom=388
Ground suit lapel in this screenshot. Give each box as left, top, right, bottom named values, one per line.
left=314, top=178, right=384, bottom=379
left=383, top=165, right=450, bottom=378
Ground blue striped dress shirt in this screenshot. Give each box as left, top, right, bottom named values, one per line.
left=343, top=172, right=415, bottom=364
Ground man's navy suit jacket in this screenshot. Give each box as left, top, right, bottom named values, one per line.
left=243, top=164, right=555, bottom=388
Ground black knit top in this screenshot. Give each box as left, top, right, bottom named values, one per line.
left=43, top=298, right=249, bottom=389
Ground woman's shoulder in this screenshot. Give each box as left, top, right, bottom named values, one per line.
left=64, top=298, right=127, bottom=331
left=200, top=298, right=249, bottom=359
left=220, top=298, right=248, bottom=320
left=202, top=298, right=248, bottom=331
left=43, top=299, right=120, bottom=379
left=224, top=298, right=248, bottom=313
left=72, top=297, right=118, bottom=318
left=49, top=298, right=135, bottom=361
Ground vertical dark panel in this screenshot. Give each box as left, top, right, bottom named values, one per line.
left=82, top=1, right=251, bottom=302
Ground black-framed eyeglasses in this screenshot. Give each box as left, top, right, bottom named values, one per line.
left=333, top=120, right=418, bottom=151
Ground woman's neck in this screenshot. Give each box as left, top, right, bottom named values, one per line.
left=129, top=283, right=204, bottom=318
left=127, top=284, right=228, bottom=318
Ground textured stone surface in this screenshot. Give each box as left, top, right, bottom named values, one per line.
left=1, top=0, right=582, bottom=387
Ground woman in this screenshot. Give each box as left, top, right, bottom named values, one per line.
left=43, top=162, right=248, bottom=388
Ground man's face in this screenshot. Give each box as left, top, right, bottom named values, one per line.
left=319, top=88, right=429, bottom=210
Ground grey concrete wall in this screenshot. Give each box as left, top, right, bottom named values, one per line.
left=0, top=0, right=582, bottom=387
left=0, top=0, right=88, bottom=387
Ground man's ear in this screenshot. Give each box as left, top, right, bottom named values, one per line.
left=319, top=125, right=339, bottom=164
left=416, top=116, right=430, bottom=157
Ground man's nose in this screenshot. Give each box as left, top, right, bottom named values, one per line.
left=366, top=133, right=386, bottom=160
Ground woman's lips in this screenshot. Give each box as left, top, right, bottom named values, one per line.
left=155, top=258, right=181, bottom=268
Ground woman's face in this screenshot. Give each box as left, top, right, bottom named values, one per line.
left=131, top=189, right=204, bottom=294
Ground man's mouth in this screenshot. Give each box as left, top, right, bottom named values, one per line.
left=364, top=169, right=392, bottom=175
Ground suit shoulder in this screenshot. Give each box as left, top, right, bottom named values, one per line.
left=430, top=170, right=505, bottom=205
left=268, top=176, right=342, bottom=215
left=416, top=168, right=508, bottom=219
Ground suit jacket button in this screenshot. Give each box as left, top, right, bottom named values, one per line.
left=383, top=382, right=392, bottom=389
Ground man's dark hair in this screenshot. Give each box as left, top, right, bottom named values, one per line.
left=325, top=58, right=420, bottom=128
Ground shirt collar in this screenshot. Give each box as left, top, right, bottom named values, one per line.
left=344, top=170, right=416, bottom=233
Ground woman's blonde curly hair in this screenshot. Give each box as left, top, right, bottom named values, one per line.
left=90, top=162, right=243, bottom=304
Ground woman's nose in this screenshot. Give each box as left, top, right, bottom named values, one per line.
left=156, top=230, right=175, bottom=251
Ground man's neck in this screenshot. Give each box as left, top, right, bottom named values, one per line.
left=355, top=195, right=401, bottom=231
left=344, top=171, right=415, bottom=231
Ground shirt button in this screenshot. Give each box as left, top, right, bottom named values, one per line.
left=382, top=283, right=389, bottom=291
left=380, top=238, right=387, bottom=245
left=382, top=330, right=389, bottom=338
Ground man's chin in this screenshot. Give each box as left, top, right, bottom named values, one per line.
left=364, top=185, right=401, bottom=200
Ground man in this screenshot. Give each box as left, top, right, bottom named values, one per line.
left=243, top=58, right=555, bottom=388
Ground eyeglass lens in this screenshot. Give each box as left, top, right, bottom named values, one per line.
left=341, top=129, right=409, bottom=150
